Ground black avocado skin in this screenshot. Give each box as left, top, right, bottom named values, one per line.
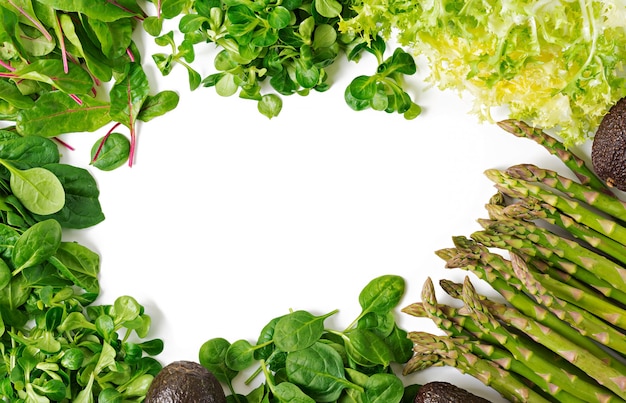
left=414, top=381, right=492, bottom=403
left=145, top=360, right=227, bottom=403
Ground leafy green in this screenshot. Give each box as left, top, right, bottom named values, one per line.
left=198, top=275, right=416, bottom=403
left=340, top=0, right=626, bottom=144
left=148, top=0, right=420, bottom=118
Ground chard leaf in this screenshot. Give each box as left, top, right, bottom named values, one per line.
left=16, top=91, right=111, bottom=137
left=36, top=0, right=143, bottom=22
left=109, top=62, right=150, bottom=130
left=0, top=80, right=34, bottom=109
left=137, top=90, right=180, bottom=122
left=12, top=59, right=94, bottom=94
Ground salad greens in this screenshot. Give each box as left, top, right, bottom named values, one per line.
left=198, top=274, right=416, bottom=403
left=0, top=130, right=163, bottom=401
left=0, top=0, right=179, bottom=169
left=339, top=0, right=626, bottom=145
left=148, top=0, right=420, bottom=118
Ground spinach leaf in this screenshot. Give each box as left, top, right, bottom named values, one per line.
left=34, top=163, right=105, bottom=229
left=11, top=219, right=62, bottom=275
left=4, top=164, right=65, bottom=216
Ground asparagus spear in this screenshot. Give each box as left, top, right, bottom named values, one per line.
left=460, top=277, right=626, bottom=399
left=505, top=163, right=626, bottom=222
left=438, top=237, right=626, bottom=358
left=413, top=278, right=614, bottom=402
left=477, top=217, right=626, bottom=296
left=496, top=119, right=611, bottom=194
left=471, top=230, right=626, bottom=305
left=485, top=168, right=626, bottom=246
left=405, top=331, right=553, bottom=403
left=498, top=198, right=626, bottom=265
left=509, top=253, right=626, bottom=357
left=508, top=252, right=626, bottom=331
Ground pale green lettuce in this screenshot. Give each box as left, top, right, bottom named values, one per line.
left=340, top=0, right=626, bottom=145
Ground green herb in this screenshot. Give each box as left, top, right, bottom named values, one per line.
left=147, top=0, right=420, bottom=118
left=339, top=0, right=626, bottom=144
left=198, top=274, right=415, bottom=403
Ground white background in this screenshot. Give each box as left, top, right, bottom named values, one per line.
left=55, top=19, right=599, bottom=402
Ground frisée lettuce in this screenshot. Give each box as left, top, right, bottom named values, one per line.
left=339, top=0, right=626, bottom=145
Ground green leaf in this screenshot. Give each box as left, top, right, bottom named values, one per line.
left=52, top=241, right=100, bottom=293
left=143, top=16, right=163, bottom=36
left=364, top=373, right=404, bottom=403
left=274, top=310, right=335, bottom=352
left=12, top=59, right=94, bottom=94
left=34, top=163, right=105, bottom=229
left=225, top=339, right=257, bottom=371
left=37, top=0, right=143, bottom=21
left=273, top=382, right=316, bottom=403
left=137, top=91, right=180, bottom=122
left=314, top=0, right=342, bottom=18
left=268, top=6, right=291, bottom=30
left=347, top=76, right=376, bottom=100
left=346, top=328, right=393, bottom=367
left=286, top=342, right=353, bottom=402
left=7, top=166, right=65, bottom=215
left=358, top=275, right=405, bottom=316
left=258, top=94, right=282, bottom=118
left=16, top=92, right=111, bottom=137
left=12, top=219, right=62, bottom=273
left=109, top=62, right=150, bottom=129
left=91, top=133, right=130, bottom=172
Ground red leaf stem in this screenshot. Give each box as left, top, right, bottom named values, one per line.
left=92, top=122, right=122, bottom=162
left=6, top=0, right=53, bottom=42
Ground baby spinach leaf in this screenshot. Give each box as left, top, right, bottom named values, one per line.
left=33, top=163, right=105, bottom=229
left=16, top=91, right=111, bottom=137
left=225, top=339, right=258, bottom=371
left=5, top=165, right=65, bottom=216
left=272, top=382, right=316, bottom=403
left=286, top=342, right=356, bottom=402
left=199, top=337, right=240, bottom=385
left=346, top=328, right=393, bottom=367
left=50, top=241, right=100, bottom=293
left=274, top=309, right=338, bottom=352
left=364, top=373, right=404, bottom=403
left=0, top=136, right=60, bottom=171
left=11, top=219, right=62, bottom=275
left=358, top=274, right=405, bottom=316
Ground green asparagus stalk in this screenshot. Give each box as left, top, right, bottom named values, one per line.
left=414, top=278, right=616, bottom=402
left=477, top=217, right=626, bottom=296
left=405, top=331, right=552, bottom=402
left=460, top=277, right=626, bottom=399
left=505, top=163, right=626, bottom=222
left=496, top=119, right=612, bottom=194
left=508, top=252, right=626, bottom=331
left=471, top=230, right=626, bottom=305
left=438, top=237, right=626, bottom=358
left=508, top=253, right=626, bottom=357
left=484, top=168, right=626, bottom=246
left=497, top=198, right=626, bottom=265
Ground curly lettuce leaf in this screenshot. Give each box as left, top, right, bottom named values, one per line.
left=340, top=0, right=626, bottom=145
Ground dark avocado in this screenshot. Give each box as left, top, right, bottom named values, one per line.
left=145, top=360, right=227, bottom=403
left=592, top=97, right=626, bottom=191
left=414, top=381, right=491, bottom=403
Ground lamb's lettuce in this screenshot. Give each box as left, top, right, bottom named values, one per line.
left=340, top=0, right=626, bottom=145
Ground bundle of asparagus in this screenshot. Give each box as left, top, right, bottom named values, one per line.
left=402, top=120, right=626, bottom=402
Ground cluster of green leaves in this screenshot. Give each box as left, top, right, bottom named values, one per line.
left=0, top=130, right=162, bottom=401
left=198, top=275, right=418, bottom=403
left=345, top=36, right=420, bottom=119
left=146, top=0, right=419, bottom=118
left=1, top=291, right=163, bottom=402
left=0, top=0, right=179, bottom=169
